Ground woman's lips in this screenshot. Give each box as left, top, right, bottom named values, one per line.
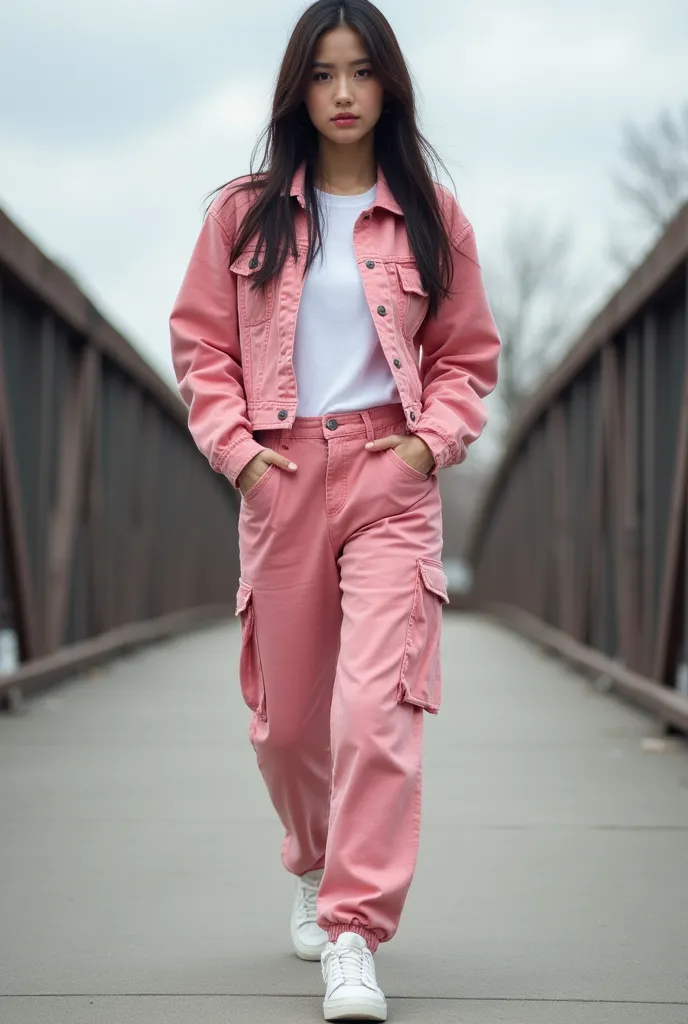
left=332, top=115, right=359, bottom=124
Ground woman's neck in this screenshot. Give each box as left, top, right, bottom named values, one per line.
left=314, top=138, right=377, bottom=196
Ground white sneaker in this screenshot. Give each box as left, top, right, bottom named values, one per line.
left=291, top=869, right=328, bottom=961
left=321, top=932, right=387, bottom=1021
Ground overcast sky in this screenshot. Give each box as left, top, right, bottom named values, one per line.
left=1, top=0, right=686, bottom=385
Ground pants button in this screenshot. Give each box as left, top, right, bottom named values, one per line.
left=326, top=418, right=339, bottom=431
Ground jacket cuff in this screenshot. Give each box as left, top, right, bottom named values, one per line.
left=216, top=433, right=266, bottom=489
left=413, top=426, right=463, bottom=473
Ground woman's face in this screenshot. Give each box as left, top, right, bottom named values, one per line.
left=304, top=26, right=384, bottom=148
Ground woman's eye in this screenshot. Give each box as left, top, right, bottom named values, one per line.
left=311, top=68, right=372, bottom=82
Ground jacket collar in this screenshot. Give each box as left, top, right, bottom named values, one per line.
left=288, top=161, right=403, bottom=217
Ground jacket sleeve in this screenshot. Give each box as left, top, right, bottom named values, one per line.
left=169, top=203, right=265, bottom=488
left=413, top=199, right=500, bottom=471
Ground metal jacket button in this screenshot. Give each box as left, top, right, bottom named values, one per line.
left=248, top=257, right=260, bottom=269
left=409, top=411, right=416, bottom=421
left=377, top=305, right=387, bottom=316
left=277, top=409, right=288, bottom=421
left=393, top=358, right=401, bottom=369
left=366, top=260, right=375, bottom=269
left=326, top=418, right=339, bottom=431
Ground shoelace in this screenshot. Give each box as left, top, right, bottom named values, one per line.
left=323, top=944, right=376, bottom=989
left=296, top=878, right=319, bottom=926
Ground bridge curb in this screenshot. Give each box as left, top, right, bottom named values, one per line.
left=0, top=604, right=233, bottom=710
left=457, top=600, right=688, bottom=736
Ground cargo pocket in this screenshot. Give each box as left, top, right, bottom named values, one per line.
left=398, top=559, right=449, bottom=714
left=235, top=579, right=267, bottom=720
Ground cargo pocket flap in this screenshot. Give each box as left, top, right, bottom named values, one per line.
left=397, top=263, right=428, bottom=297
left=418, top=561, right=449, bottom=603
left=398, top=559, right=447, bottom=715
left=235, top=579, right=252, bottom=616
left=235, top=579, right=265, bottom=719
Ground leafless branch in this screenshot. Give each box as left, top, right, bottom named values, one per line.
left=485, top=213, right=586, bottom=431
left=612, top=103, right=688, bottom=234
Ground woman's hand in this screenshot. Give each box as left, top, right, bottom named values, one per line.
left=238, top=450, right=297, bottom=496
left=364, top=434, right=435, bottom=476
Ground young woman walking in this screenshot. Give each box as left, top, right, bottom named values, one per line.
left=170, top=1, right=500, bottom=1018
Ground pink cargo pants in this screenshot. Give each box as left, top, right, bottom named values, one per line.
left=236, top=404, right=448, bottom=952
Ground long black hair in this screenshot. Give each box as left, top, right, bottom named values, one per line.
left=214, top=0, right=455, bottom=317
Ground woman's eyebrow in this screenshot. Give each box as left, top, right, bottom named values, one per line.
left=312, top=57, right=372, bottom=68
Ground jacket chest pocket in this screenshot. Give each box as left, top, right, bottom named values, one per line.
left=231, top=255, right=274, bottom=327
left=396, top=264, right=429, bottom=341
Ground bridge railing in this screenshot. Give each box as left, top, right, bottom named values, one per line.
left=469, top=203, right=688, bottom=733
left=0, top=209, right=239, bottom=703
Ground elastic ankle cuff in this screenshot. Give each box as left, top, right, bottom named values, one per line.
left=327, top=923, right=380, bottom=954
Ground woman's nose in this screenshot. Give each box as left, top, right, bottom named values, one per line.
left=334, top=75, right=354, bottom=104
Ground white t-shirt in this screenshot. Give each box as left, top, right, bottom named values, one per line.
left=293, top=185, right=399, bottom=417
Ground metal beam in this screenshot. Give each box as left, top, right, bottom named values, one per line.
left=0, top=278, right=39, bottom=660
left=653, top=266, right=688, bottom=684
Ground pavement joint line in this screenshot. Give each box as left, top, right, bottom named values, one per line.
left=3, top=820, right=688, bottom=831
left=2, top=996, right=687, bottom=1005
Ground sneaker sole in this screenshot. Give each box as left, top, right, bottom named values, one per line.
left=294, top=942, right=327, bottom=962
left=323, top=996, right=387, bottom=1021
left=291, top=928, right=327, bottom=961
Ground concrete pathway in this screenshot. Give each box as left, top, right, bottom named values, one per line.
left=1, top=614, right=687, bottom=1023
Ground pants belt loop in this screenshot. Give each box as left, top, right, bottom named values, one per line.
left=361, top=410, right=375, bottom=442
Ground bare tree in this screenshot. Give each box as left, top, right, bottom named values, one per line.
left=484, top=213, right=587, bottom=432
left=610, top=103, right=688, bottom=268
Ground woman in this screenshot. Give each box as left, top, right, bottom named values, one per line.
left=170, top=1, right=500, bottom=1019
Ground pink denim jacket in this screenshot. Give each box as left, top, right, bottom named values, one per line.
left=169, top=164, right=500, bottom=487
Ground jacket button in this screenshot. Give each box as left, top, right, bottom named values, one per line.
left=377, top=305, right=387, bottom=316
left=326, top=418, right=339, bottom=431
left=366, top=260, right=375, bottom=269
left=393, top=358, right=401, bottom=369
left=409, top=412, right=416, bottom=421
left=248, top=257, right=260, bottom=269
left=277, top=409, right=288, bottom=421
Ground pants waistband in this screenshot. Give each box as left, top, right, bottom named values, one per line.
left=255, top=403, right=406, bottom=442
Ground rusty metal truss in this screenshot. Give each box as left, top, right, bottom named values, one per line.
left=470, top=203, right=688, bottom=733
left=0, top=208, right=239, bottom=704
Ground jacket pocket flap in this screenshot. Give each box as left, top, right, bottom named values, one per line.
left=235, top=579, right=253, bottom=615
left=418, top=560, right=449, bottom=603
left=397, top=263, right=428, bottom=297
left=230, top=254, right=263, bottom=277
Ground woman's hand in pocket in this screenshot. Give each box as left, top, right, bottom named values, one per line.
left=238, top=449, right=297, bottom=496
left=365, top=434, right=435, bottom=476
